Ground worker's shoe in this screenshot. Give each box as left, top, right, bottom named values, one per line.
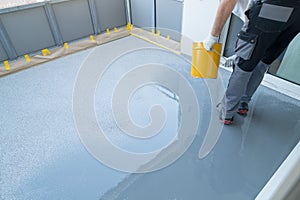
left=217, top=103, right=234, bottom=125
left=237, top=102, right=248, bottom=116
left=223, top=117, right=234, bottom=125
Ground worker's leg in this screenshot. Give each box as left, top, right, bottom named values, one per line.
left=240, top=61, right=269, bottom=104
left=224, top=65, right=252, bottom=119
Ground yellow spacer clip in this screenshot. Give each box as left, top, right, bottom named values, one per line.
left=41, top=49, right=46, bottom=56
left=151, top=29, right=155, bottom=35
left=64, top=42, right=69, bottom=49
left=126, top=23, right=130, bottom=31
left=166, top=35, right=170, bottom=40
left=126, top=22, right=133, bottom=31
left=4, top=60, right=10, bottom=71
left=42, top=48, right=51, bottom=56
left=106, top=28, right=111, bottom=35
left=114, top=27, right=119, bottom=33
left=24, top=54, right=30, bottom=62
left=90, top=35, right=95, bottom=43
left=156, top=30, right=161, bottom=37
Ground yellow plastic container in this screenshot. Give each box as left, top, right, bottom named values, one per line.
left=191, top=42, right=222, bottom=78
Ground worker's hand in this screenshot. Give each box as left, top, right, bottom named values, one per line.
left=203, top=34, right=218, bottom=51
left=224, top=55, right=237, bottom=68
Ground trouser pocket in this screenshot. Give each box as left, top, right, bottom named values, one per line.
left=235, top=31, right=258, bottom=60
left=255, top=3, right=293, bottom=32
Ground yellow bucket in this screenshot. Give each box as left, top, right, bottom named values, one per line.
left=191, top=42, right=222, bottom=78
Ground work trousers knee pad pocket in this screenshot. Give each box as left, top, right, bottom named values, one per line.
left=235, top=31, right=258, bottom=60
left=255, top=3, right=293, bottom=32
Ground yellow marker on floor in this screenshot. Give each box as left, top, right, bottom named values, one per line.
left=166, top=35, right=170, bottom=40
left=4, top=60, right=10, bottom=70
left=42, top=48, right=51, bottom=56
left=90, top=35, right=95, bottom=43
left=114, top=27, right=119, bottom=33
left=41, top=49, right=46, bottom=56
left=106, top=28, right=111, bottom=35
left=64, top=42, right=69, bottom=49
left=156, top=30, right=161, bottom=37
left=24, top=54, right=30, bottom=62
left=139, top=28, right=143, bottom=32
left=126, top=22, right=132, bottom=31
left=152, top=29, right=155, bottom=35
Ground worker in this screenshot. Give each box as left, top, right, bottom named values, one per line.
left=204, top=0, right=300, bottom=125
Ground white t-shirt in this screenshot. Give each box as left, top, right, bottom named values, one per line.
left=232, top=0, right=254, bottom=22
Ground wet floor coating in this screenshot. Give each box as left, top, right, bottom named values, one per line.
left=0, top=36, right=300, bottom=199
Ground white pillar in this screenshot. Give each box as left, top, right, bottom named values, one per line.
left=181, top=0, right=219, bottom=55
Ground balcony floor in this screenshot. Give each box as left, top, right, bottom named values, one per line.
left=0, top=36, right=300, bottom=200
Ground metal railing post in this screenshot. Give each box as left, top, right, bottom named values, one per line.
left=88, top=0, right=101, bottom=34
left=125, top=0, right=132, bottom=24
left=0, top=18, right=18, bottom=60
left=44, top=2, right=64, bottom=45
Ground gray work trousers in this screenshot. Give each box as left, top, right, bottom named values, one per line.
left=225, top=61, right=268, bottom=119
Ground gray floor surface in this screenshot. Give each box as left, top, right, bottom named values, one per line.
left=0, top=36, right=300, bottom=200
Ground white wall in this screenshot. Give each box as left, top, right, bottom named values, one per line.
left=181, top=0, right=219, bottom=55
